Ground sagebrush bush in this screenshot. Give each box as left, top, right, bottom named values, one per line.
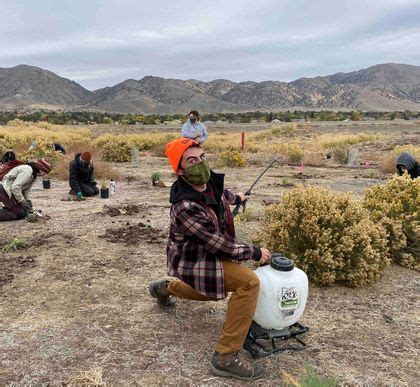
left=393, top=144, right=420, bottom=158
left=363, top=174, right=419, bottom=270
left=287, top=143, right=304, bottom=164
left=333, top=145, right=350, bottom=164
left=100, top=140, right=132, bottom=162
left=216, top=149, right=246, bottom=168
left=256, top=186, right=390, bottom=287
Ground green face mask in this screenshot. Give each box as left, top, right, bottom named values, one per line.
left=183, top=160, right=211, bottom=185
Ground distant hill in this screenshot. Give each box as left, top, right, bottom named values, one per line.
left=0, top=64, right=92, bottom=110
left=0, top=63, right=419, bottom=113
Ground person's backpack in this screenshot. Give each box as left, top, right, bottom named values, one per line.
left=0, top=160, right=24, bottom=181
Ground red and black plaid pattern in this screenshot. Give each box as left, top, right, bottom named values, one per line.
left=167, top=189, right=261, bottom=300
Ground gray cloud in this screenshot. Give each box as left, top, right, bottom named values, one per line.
left=0, top=0, right=419, bottom=90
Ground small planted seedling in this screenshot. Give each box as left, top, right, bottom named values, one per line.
left=100, top=180, right=108, bottom=190
left=100, top=180, right=109, bottom=199
left=2, top=238, right=28, bottom=253
left=151, top=172, right=161, bottom=186
left=282, top=177, right=290, bottom=186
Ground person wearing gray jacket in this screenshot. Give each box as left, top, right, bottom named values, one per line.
left=0, top=159, right=51, bottom=221
left=396, top=152, right=419, bottom=179
left=181, top=110, right=208, bottom=143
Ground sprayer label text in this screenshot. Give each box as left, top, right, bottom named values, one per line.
left=278, top=287, right=299, bottom=310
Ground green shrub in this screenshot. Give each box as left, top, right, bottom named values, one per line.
left=216, top=149, right=246, bottom=168
left=256, top=186, right=389, bottom=287
left=3, top=238, right=28, bottom=253
left=363, top=174, right=419, bottom=270
left=284, top=363, right=338, bottom=387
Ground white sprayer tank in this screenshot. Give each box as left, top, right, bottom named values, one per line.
left=253, top=254, right=308, bottom=330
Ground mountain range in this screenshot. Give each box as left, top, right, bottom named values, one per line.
left=0, top=63, right=419, bottom=113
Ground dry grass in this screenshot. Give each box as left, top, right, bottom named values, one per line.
left=379, top=153, right=397, bottom=174
left=50, top=153, right=122, bottom=181
left=332, top=145, right=350, bottom=164
left=317, top=133, right=381, bottom=149
left=68, top=366, right=103, bottom=385
left=303, top=151, right=325, bottom=166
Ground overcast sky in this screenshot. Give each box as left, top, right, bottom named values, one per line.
left=1, top=0, right=419, bottom=90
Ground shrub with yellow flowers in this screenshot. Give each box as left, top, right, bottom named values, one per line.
left=216, top=149, right=246, bottom=168
left=363, top=174, right=419, bottom=270
left=255, top=186, right=390, bottom=287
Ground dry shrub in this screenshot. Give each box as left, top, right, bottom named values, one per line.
left=380, top=153, right=397, bottom=174
left=318, top=133, right=381, bottom=149
left=256, top=186, right=390, bottom=287
left=68, top=366, right=103, bottom=385
left=303, top=151, right=324, bottom=166
left=287, top=143, right=304, bottom=164
left=216, top=149, right=246, bottom=168
left=93, top=160, right=122, bottom=180
left=51, top=154, right=121, bottom=181
left=93, top=133, right=178, bottom=162
left=363, top=174, right=419, bottom=270
left=151, top=142, right=167, bottom=157
left=97, top=137, right=132, bottom=162
left=393, top=144, right=420, bottom=158
left=333, top=145, right=349, bottom=164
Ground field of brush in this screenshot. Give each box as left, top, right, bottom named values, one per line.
left=0, top=119, right=419, bottom=385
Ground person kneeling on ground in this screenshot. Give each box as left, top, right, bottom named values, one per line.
left=0, top=159, right=51, bottom=221
left=69, top=152, right=99, bottom=200
left=0, top=151, right=24, bottom=181
left=396, top=152, right=419, bottom=179
left=149, top=138, right=271, bottom=381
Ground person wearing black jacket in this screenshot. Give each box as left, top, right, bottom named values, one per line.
left=69, top=152, right=98, bottom=200
left=396, top=152, right=419, bottom=179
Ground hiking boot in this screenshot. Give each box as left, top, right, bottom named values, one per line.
left=210, top=351, right=264, bottom=381
left=149, top=280, right=175, bottom=308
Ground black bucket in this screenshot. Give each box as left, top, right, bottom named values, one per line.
left=42, top=179, right=51, bottom=189
left=100, top=188, right=109, bottom=198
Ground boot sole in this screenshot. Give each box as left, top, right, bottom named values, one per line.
left=209, top=363, right=263, bottom=381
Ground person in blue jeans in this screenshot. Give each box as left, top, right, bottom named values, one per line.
left=181, top=110, right=208, bottom=143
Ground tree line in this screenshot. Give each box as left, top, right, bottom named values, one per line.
left=0, top=109, right=418, bottom=125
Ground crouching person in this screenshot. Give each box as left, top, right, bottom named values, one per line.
left=69, top=152, right=99, bottom=200
left=0, top=151, right=24, bottom=181
left=396, top=152, right=419, bottom=179
left=0, top=159, right=51, bottom=221
left=149, top=138, right=271, bottom=381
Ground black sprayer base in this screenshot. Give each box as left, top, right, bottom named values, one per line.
left=244, top=321, right=309, bottom=358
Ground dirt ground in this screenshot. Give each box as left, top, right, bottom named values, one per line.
left=1, top=123, right=419, bottom=385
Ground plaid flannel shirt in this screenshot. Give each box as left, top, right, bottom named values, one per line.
left=167, top=173, right=261, bottom=300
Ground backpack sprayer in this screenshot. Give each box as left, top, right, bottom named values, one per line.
left=232, top=158, right=310, bottom=358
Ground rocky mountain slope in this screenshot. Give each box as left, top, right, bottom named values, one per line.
left=0, top=63, right=419, bottom=112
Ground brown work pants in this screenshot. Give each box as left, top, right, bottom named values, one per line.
left=167, top=260, right=260, bottom=354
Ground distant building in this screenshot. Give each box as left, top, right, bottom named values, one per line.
left=203, top=120, right=214, bottom=125
left=291, top=118, right=305, bottom=123
left=271, top=119, right=282, bottom=123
